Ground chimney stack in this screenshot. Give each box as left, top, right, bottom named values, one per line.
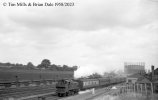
left=151, top=65, right=154, bottom=80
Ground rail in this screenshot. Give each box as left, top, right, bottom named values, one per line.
left=17, top=92, right=55, bottom=100
left=0, top=85, right=56, bottom=100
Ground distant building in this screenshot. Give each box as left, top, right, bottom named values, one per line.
left=124, top=62, right=145, bottom=76
left=126, top=73, right=145, bottom=84
left=150, top=65, right=158, bottom=93
left=126, top=65, right=158, bottom=93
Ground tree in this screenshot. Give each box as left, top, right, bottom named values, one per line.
left=72, top=66, right=78, bottom=71
left=103, top=70, right=120, bottom=78
left=108, top=70, right=117, bottom=77
left=63, top=65, right=69, bottom=70
left=5, top=62, right=12, bottom=66
left=88, top=72, right=102, bottom=78
left=49, top=64, right=58, bottom=71
left=37, top=64, right=42, bottom=69
left=116, top=70, right=124, bottom=76
left=26, top=62, right=34, bottom=69
left=37, top=59, right=51, bottom=69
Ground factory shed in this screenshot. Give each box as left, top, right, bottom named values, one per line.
left=126, top=73, right=144, bottom=84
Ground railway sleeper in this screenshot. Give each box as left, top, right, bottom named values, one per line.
left=57, top=89, right=78, bottom=97
left=38, top=96, right=46, bottom=100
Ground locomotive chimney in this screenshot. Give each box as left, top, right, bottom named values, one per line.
left=151, top=65, right=154, bottom=80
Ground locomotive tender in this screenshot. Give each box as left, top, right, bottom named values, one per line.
left=56, top=77, right=126, bottom=96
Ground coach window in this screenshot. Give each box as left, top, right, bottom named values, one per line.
left=92, top=81, right=94, bottom=85
left=85, top=82, right=87, bottom=86
left=83, top=82, right=85, bottom=86
left=96, top=81, right=97, bottom=84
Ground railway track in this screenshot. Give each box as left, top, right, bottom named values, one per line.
left=85, top=84, right=124, bottom=100
left=56, top=84, right=123, bottom=100
left=0, top=85, right=56, bottom=99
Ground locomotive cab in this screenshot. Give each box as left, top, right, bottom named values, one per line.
left=56, top=79, right=79, bottom=97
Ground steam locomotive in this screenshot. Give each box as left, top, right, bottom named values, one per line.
left=56, top=77, right=126, bottom=97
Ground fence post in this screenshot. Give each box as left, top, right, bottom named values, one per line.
left=151, top=83, right=153, bottom=95
left=141, top=84, right=143, bottom=96
left=131, top=84, right=133, bottom=92
left=134, top=83, right=135, bottom=93
left=92, top=88, right=95, bottom=94
left=137, top=83, right=138, bottom=93
left=145, top=83, right=147, bottom=95
left=124, top=85, right=125, bottom=93
left=127, top=84, right=128, bottom=93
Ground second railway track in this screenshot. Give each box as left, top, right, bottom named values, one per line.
left=0, top=85, right=56, bottom=99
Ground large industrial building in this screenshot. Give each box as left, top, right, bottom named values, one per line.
left=124, top=62, right=145, bottom=76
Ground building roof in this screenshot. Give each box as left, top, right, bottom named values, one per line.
left=127, top=73, right=152, bottom=83
left=153, top=80, right=158, bottom=83
left=137, top=77, right=151, bottom=83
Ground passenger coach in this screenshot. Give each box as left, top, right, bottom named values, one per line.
left=76, top=79, right=99, bottom=90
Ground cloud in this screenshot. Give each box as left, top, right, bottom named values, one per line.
left=1, top=0, right=156, bottom=31
left=0, top=0, right=158, bottom=77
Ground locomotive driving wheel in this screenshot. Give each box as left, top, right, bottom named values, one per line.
left=66, top=92, right=69, bottom=96
left=71, top=91, right=74, bottom=95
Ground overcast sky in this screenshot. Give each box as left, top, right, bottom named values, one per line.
left=0, top=0, right=158, bottom=77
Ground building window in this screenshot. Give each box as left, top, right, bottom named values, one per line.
left=128, top=79, right=132, bottom=83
